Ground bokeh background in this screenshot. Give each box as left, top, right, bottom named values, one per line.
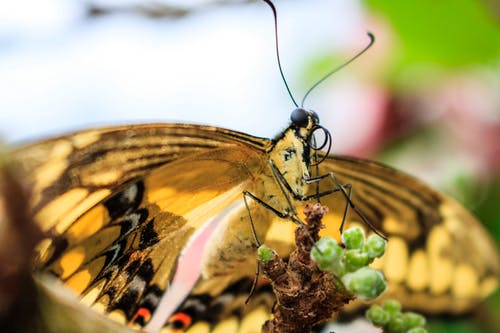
left=1, top=0, right=499, bottom=332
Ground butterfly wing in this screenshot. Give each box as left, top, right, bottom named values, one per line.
left=11, top=124, right=273, bottom=328
left=152, top=277, right=274, bottom=333
left=11, top=123, right=499, bottom=331
left=315, top=155, right=499, bottom=314
left=12, top=123, right=271, bottom=235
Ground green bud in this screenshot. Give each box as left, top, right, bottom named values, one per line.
left=341, top=267, right=387, bottom=300
left=387, top=313, right=407, bottom=333
left=344, top=249, right=370, bottom=272
left=328, top=258, right=346, bottom=276
left=407, top=327, right=428, bottom=333
left=365, top=305, right=390, bottom=327
left=382, top=299, right=402, bottom=314
left=257, top=244, right=274, bottom=262
left=311, top=237, right=343, bottom=273
left=342, top=226, right=365, bottom=249
left=363, top=234, right=387, bottom=259
left=403, top=312, right=426, bottom=328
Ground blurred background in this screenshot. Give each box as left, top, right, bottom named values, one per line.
left=1, top=0, right=499, bottom=332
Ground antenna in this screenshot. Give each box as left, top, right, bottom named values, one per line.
left=301, top=33, right=375, bottom=107
left=262, top=0, right=298, bottom=107
left=262, top=1, right=375, bottom=109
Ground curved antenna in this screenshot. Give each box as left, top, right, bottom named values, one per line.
left=301, top=32, right=375, bottom=108
left=262, top=0, right=298, bottom=107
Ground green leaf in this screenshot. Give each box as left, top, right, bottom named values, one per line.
left=364, top=0, right=500, bottom=67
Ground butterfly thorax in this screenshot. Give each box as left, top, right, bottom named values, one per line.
left=265, top=108, right=319, bottom=202
left=267, top=128, right=311, bottom=200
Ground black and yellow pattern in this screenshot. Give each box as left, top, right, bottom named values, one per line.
left=9, top=114, right=499, bottom=332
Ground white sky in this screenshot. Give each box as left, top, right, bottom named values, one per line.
left=0, top=0, right=369, bottom=149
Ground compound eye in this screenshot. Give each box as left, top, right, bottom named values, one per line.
left=290, top=108, right=309, bottom=127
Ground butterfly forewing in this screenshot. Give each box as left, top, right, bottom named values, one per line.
left=11, top=124, right=272, bottom=326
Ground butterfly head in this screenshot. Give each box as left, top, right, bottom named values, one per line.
left=289, top=107, right=332, bottom=165
left=290, top=107, right=319, bottom=130
left=268, top=107, right=330, bottom=196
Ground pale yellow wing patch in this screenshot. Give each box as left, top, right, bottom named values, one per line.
left=317, top=155, right=498, bottom=314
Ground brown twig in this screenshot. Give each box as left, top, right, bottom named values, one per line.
left=260, top=203, right=354, bottom=333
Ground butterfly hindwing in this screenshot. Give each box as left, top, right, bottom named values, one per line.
left=162, top=278, right=274, bottom=333
left=160, top=153, right=498, bottom=331
left=316, top=155, right=499, bottom=314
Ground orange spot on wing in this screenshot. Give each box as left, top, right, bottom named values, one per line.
left=130, top=307, right=152, bottom=326
left=168, top=312, right=192, bottom=330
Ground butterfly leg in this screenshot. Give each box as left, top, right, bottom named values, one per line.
left=243, top=192, right=267, bottom=247
left=275, top=162, right=386, bottom=239
left=303, top=174, right=352, bottom=233
left=269, top=160, right=345, bottom=203
left=242, top=190, right=294, bottom=305
left=242, top=187, right=312, bottom=246
left=327, top=172, right=386, bottom=239
left=242, top=191, right=299, bottom=226
left=267, top=160, right=351, bottom=231
left=310, top=172, right=387, bottom=240
left=267, top=161, right=343, bottom=247
left=268, top=160, right=370, bottom=241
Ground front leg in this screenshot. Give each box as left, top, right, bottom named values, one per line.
left=305, top=171, right=387, bottom=240
left=269, top=159, right=350, bottom=205
left=272, top=160, right=386, bottom=239
left=269, top=159, right=344, bottom=202
left=243, top=191, right=302, bottom=248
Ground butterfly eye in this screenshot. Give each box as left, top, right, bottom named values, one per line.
left=168, top=312, right=192, bottom=330
left=290, top=108, right=309, bottom=127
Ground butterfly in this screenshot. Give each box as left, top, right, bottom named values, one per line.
left=7, top=1, right=500, bottom=332
left=9, top=111, right=498, bottom=332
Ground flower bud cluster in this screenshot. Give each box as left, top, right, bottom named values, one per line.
left=311, top=226, right=387, bottom=300
left=366, top=300, right=427, bottom=333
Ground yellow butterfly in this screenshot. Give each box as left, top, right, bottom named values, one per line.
left=6, top=1, right=500, bottom=332
left=10, top=114, right=498, bottom=332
